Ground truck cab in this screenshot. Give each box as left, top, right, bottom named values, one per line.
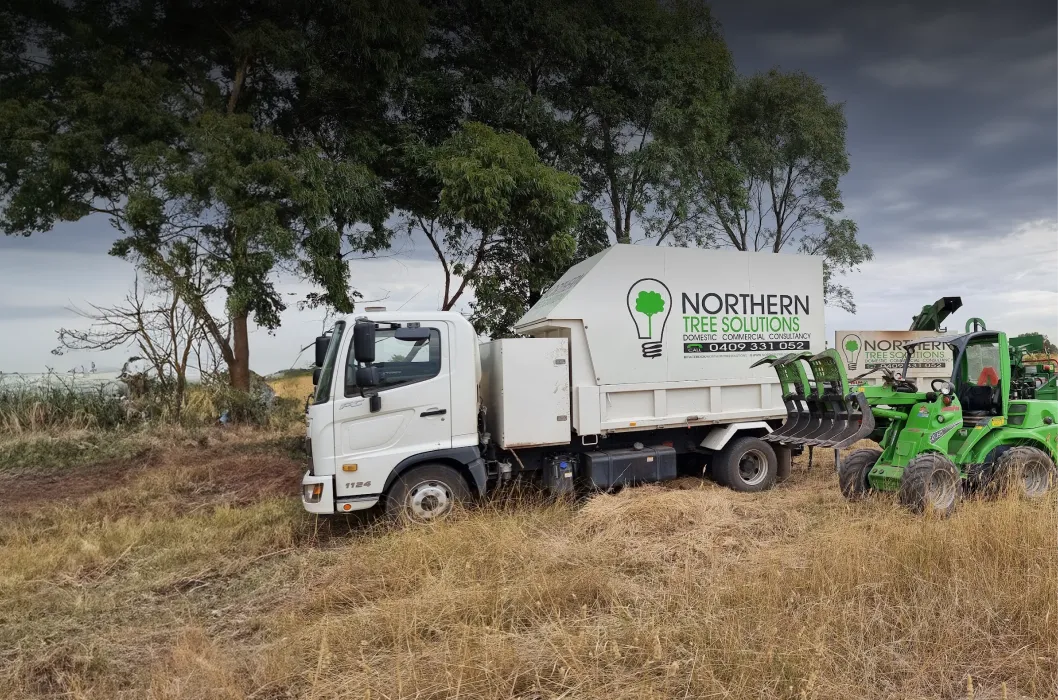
left=302, top=312, right=486, bottom=517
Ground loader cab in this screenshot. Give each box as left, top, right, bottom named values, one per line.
left=948, top=331, right=1009, bottom=422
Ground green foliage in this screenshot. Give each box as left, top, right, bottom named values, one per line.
left=687, top=70, right=871, bottom=312
left=0, top=0, right=420, bottom=388
left=635, top=291, right=665, bottom=335
left=400, top=0, right=733, bottom=335
left=396, top=122, right=582, bottom=324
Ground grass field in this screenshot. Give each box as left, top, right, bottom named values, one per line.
left=0, top=430, right=1054, bottom=699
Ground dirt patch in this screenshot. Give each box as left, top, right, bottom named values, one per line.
left=0, top=432, right=304, bottom=515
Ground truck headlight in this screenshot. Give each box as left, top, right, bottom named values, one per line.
left=303, top=483, right=323, bottom=503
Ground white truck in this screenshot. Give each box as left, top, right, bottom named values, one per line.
left=301, top=245, right=825, bottom=520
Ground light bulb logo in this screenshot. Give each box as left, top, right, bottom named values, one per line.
left=626, top=278, right=672, bottom=359
left=842, top=334, right=862, bottom=370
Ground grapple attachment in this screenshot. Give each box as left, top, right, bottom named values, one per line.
left=755, top=349, right=876, bottom=449
left=754, top=352, right=814, bottom=445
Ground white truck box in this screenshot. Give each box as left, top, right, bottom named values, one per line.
left=479, top=338, right=571, bottom=449
left=514, top=245, right=825, bottom=435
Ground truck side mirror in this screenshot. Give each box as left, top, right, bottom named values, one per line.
left=312, top=367, right=321, bottom=386
left=353, top=321, right=376, bottom=364
left=314, top=336, right=330, bottom=368
left=356, top=365, right=380, bottom=388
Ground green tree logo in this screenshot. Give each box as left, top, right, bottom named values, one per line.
left=844, top=339, right=859, bottom=353
left=635, top=290, right=665, bottom=336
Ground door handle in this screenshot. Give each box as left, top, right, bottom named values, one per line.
left=420, top=408, right=447, bottom=417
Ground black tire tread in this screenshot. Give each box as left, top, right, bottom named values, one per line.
left=898, top=452, right=960, bottom=516
left=713, top=436, right=778, bottom=493
left=384, top=463, right=471, bottom=523
left=838, top=448, right=882, bottom=500
left=989, top=446, right=1056, bottom=499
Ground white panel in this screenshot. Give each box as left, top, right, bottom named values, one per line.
left=667, top=386, right=710, bottom=416
left=602, top=390, right=655, bottom=424
left=575, top=385, right=601, bottom=434
left=722, top=384, right=761, bottom=413
left=482, top=338, right=570, bottom=448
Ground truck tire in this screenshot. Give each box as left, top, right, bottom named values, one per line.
left=713, top=436, right=777, bottom=492
left=384, top=463, right=471, bottom=524
left=838, top=448, right=882, bottom=500
left=898, top=453, right=960, bottom=516
left=988, top=446, right=1056, bottom=499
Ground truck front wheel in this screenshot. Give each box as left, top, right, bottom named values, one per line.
left=713, top=437, right=777, bottom=492
left=384, top=464, right=471, bottom=524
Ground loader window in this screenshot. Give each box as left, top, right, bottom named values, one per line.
left=345, top=328, right=441, bottom=395
left=957, top=341, right=1002, bottom=415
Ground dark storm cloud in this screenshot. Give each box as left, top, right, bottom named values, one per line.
left=712, top=0, right=1057, bottom=246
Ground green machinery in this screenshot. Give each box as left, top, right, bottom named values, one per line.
left=753, top=330, right=1058, bottom=515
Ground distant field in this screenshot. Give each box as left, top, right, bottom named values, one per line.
left=0, top=434, right=1053, bottom=699
left=268, top=372, right=315, bottom=402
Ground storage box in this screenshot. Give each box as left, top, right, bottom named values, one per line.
left=479, top=338, right=571, bottom=448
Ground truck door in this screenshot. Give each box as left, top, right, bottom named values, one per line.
left=332, top=323, right=452, bottom=499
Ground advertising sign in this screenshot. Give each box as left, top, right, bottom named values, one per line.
left=519, top=245, right=825, bottom=385
left=835, top=330, right=954, bottom=382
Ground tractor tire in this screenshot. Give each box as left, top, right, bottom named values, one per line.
left=988, top=446, right=1056, bottom=499
left=713, top=436, right=778, bottom=492
left=384, top=463, right=471, bottom=524
left=838, top=448, right=882, bottom=500
left=898, top=453, right=961, bottom=517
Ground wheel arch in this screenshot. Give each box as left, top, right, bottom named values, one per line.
left=382, top=447, right=486, bottom=497
left=974, top=433, right=1055, bottom=465
left=700, top=421, right=773, bottom=452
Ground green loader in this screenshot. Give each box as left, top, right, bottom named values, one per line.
left=754, top=330, right=1058, bottom=515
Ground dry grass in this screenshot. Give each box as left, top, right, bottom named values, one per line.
left=268, top=373, right=316, bottom=403
left=0, top=440, right=1054, bottom=699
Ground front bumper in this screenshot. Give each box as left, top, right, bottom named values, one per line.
left=301, top=471, right=335, bottom=514
left=301, top=471, right=380, bottom=514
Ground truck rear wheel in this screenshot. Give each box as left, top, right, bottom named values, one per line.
left=898, top=453, right=960, bottom=516
left=989, top=446, right=1056, bottom=499
left=713, top=436, right=777, bottom=492
left=838, top=448, right=882, bottom=500
left=384, top=464, right=471, bottom=524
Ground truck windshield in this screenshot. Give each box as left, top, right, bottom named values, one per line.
left=313, top=321, right=345, bottom=404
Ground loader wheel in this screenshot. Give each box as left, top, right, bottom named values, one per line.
left=989, top=446, right=1056, bottom=499
left=384, top=464, right=471, bottom=524
left=898, top=453, right=960, bottom=516
left=838, top=448, right=882, bottom=500
left=713, top=437, right=777, bottom=492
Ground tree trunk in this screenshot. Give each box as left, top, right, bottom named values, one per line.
left=230, top=313, right=251, bottom=391
left=173, top=372, right=186, bottom=419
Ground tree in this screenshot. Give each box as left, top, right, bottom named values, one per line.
left=693, top=70, right=873, bottom=311
left=0, top=0, right=416, bottom=390
left=53, top=273, right=217, bottom=415
left=635, top=290, right=665, bottom=336
left=386, top=0, right=733, bottom=336
left=394, top=122, right=581, bottom=313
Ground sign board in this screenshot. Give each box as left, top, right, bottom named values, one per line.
left=516, top=245, right=826, bottom=385
left=835, top=330, right=954, bottom=383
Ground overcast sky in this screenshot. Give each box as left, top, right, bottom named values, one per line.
left=1, top=0, right=1055, bottom=375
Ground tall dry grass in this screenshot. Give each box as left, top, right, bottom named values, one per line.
left=0, top=440, right=1053, bottom=699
